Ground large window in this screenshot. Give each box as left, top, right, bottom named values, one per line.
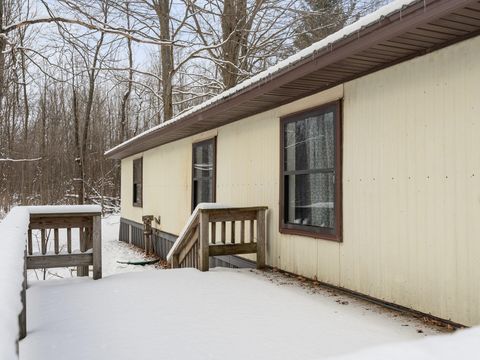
left=133, top=158, right=143, bottom=207
left=280, top=101, right=342, bottom=241
left=192, top=138, right=216, bottom=211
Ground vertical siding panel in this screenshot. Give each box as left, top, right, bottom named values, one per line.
left=454, top=41, right=480, bottom=324
left=441, top=49, right=457, bottom=318
left=404, top=61, right=420, bottom=309
left=465, top=44, right=480, bottom=323
left=394, top=63, right=410, bottom=305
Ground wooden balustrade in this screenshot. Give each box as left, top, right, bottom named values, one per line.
left=168, top=206, right=267, bottom=271
left=26, top=208, right=102, bottom=279
left=0, top=205, right=104, bottom=353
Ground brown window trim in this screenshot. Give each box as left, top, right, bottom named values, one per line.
left=279, top=100, right=343, bottom=242
left=133, top=157, right=143, bottom=207
left=191, top=137, right=217, bottom=212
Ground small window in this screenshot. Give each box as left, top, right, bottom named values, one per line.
left=280, top=101, right=342, bottom=241
left=192, top=138, right=216, bottom=211
left=133, top=158, right=143, bottom=207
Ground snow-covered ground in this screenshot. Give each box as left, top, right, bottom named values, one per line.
left=18, top=215, right=478, bottom=360
left=327, top=327, right=480, bottom=359
left=27, top=214, right=159, bottom=281
left=101, top=215, right=162, bottom=276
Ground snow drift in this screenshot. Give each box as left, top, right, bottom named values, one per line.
left=0, top=207, right=29, bottom=360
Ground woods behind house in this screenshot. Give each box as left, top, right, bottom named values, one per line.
left=0, top=0, right=386, bottom=213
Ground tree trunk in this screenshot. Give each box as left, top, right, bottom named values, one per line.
left=76, top=14, right=106, bottom=204
left=41, top=81, right=47, bottom=203
left=221, top=0, right=247, bottom=89
left=0, top=0, right=5, bottom=112
left=20, top=35, right=29, bottom=204
left=154, top=0, right=174, bottom=121
left=72, top=85, right=84, bottom=205
left=120, top=3, right=133, bottom=141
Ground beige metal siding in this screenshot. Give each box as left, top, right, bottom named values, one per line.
left=121, top=138, right=193, bottom=234
left=121, top=156, right=143, bottom=224
left=120, top=35, right=480, bottom=325
left=342, top=35, right=480, bottom=325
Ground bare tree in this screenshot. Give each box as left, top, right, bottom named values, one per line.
left=120, top=2, right=134, bottom=142
left=186, top=0, right=299, bottom=89
left=153, top=0, right=174, bottom=120
left=292, top=0, right=388, bottom=50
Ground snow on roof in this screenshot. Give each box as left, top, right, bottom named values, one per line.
left=105, top=0, right=419, bottom=157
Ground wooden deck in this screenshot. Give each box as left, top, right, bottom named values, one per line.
left=19, top=268, right=443, bottom=360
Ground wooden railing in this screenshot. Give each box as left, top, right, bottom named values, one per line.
left=26, top=206, right=102, bottom=279
left=2, top=205, right=103, bottom=353
left=0, top=205, right=103, bottom=358
left=167, top=205, right=267, bottom=271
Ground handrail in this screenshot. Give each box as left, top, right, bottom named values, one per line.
left=0, top=205, right=102, bottom=360
left=167, top=204, right=267, bottom=271
left=166, top=207, right=200, bottom=267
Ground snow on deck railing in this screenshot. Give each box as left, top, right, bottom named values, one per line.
left=27, top=205, right=102, bottom=215
left=0, top=207, right=30, bottom=360
left=0, top=205, right=103, bottom=360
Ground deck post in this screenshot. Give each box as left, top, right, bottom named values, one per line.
left=27, top=229, right=32, bottom=255
left=142, top=216, right=154, bottom=256
left=40, top=229, right=46, bottom=255
left=256, top=209, right=266, bottom=269
left=171, top=254, right=179, bottom=268
left=92, top=215, right=102, bottom=280
left=199, top=211, right=210, bottom=271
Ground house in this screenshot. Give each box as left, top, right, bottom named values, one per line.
left=106, top=0, right=480, bottom=327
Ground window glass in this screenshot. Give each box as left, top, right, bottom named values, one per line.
left=285, top=111, right=334, bottom=172
left=193, top=142, right=214, bottom=178
left=133, top=184, right=142, bottom=204
left=192, top=139, right=215, bottom=209
left=286, top=173, right=335, bottom=228
left=282, top=103, right=340, bottom=239
left=133, top=158, right=142, bottom=207
left=193, top=179, right=212, bottom=208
